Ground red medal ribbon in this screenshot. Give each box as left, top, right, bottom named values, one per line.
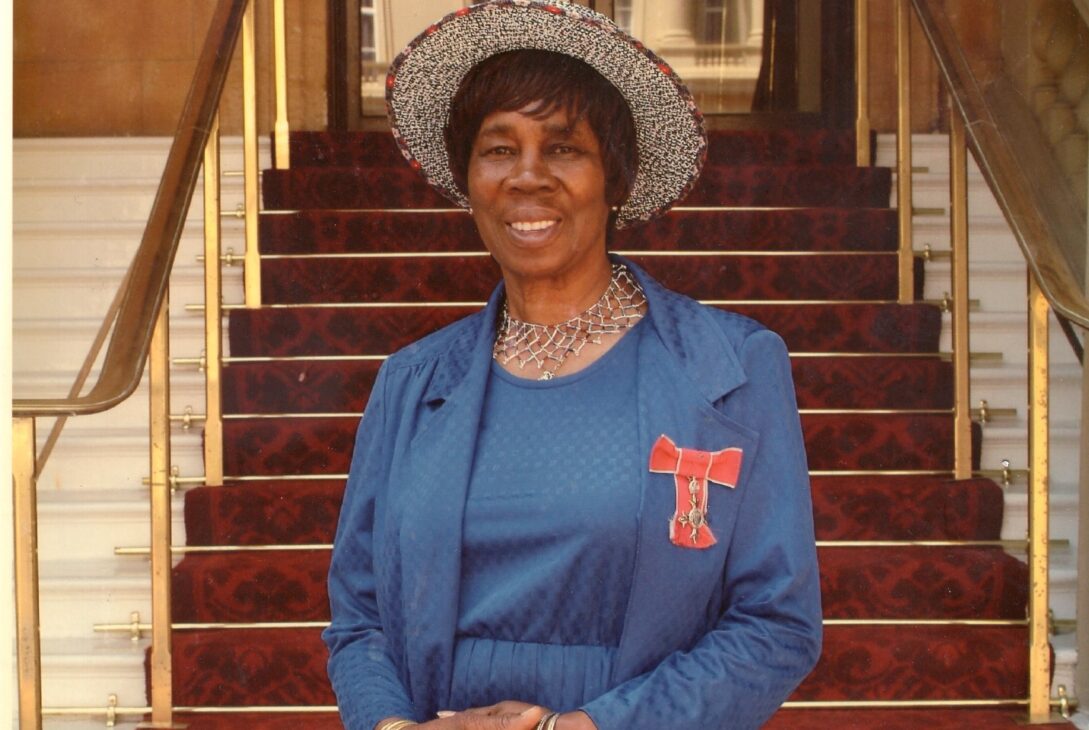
left=648, top=435, right=743, bottom=549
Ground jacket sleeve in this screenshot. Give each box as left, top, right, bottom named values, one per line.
left=322, top=363, right=418, bottom=730
left=580, top=329, right=822, bottom=730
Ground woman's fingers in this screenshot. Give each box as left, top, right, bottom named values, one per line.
left=461, top=701, right=539, bottom=717
left=429, top=705, right=547, bottom=729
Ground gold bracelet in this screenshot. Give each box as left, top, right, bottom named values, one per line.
left=380, top=720, right=417, bottom=730
left=535, top=713, right=560, bottom=730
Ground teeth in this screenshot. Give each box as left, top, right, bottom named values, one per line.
left=509, top=220, right=557, bottom=232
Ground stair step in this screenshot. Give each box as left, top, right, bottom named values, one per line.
left=183, top=476, right=1005, bottom=547
left=261, top=165, right=892, bottom=210
left=794, top=625, right=1027, bottom=701
left=169, top=708, right=1074, bottom=729
left=764, top=708, right=1071, bottom=729
left=227, top=303, right=939, bottom=359
left=221, top=353, right=951, bottom=414
left=184, top=480, right=345, bottom=547
left=259, top=207, right=897, bottom=254
left=812, top=476, right=1004, bottom=541
left=219, top=413, right=959, bottom=477
left=258, top=254, right=899, bottom=305
left=171, top=546, right=1026, bottom=623
left=169, top=624, right=1028, bottom=706
left=286, top=129, right=860, bottom=169
left=171, top=714, right=342, bottom=730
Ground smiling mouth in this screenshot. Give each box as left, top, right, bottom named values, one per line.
left=508, top=220, right=559, bottom=232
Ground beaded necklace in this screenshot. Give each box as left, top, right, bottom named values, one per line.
left=493, top=263, right=647, bottom=380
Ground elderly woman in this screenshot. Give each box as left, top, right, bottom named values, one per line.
left=322, top=3, right=822, bottom=730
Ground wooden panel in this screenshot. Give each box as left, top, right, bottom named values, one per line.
left=15, top=0, right=327, bottom=136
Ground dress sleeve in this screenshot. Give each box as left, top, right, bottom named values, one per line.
left=322, top=363, right=418, bottom=730
left=580, top=329, right=823, bottom=730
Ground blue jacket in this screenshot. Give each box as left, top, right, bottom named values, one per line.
left=324, top=259, right=822, bottom=730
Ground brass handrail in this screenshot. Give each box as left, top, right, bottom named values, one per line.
left=12, top=0, right=249, bottom=418
left=910, top=0, right=1089, bottom=330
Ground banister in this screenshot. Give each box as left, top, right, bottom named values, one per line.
left=910, top=0, right=1089, bottom=331
left=12, top=0, right=249, bottom=418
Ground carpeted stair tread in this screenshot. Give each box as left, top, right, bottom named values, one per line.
left=173, top=550, right=330, bottom=622
left=818, top=547, right=1027, bottom=619
left=220, top=413, right=958, bottom=477
left=184, top=475, right=1003, bottom=547
left=259, top=254, right=899, bottom=304
left=812, top=476, right=1004, bottom=540
left=169, top=625, right=1029, bottom=705
left=763, top=709, right=1071, bottom=728
left=170, top=707, right=1070, bottom=729
left=227, top=303, right=939, bottom=359
left=792, top=356, right=951, bottom=409
left=287, top=129, right=860, bottom=168
left=261, top=165, right=891, bottom=210
left=171, top=546, right=1026, bottom=623
left=259, top=208, right=897, bottom=254
left=222, top=354, right=951, bottom=415
left=173, top=628, right=334, bottom=706
left=794, top=625, right=1029, bottom=701
left=184, top=480, right=345, bottom=547
left=170, top=713, right=342, bottom=730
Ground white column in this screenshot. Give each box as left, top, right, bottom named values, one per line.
left=747, top=0, right=765, bottom=47
left=645, top=0, right=697, bottom=49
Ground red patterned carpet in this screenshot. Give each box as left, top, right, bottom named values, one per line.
left=168, top=128, right=1065, bottom=728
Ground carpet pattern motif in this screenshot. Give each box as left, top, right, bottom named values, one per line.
left=170, top=128, right=1056, bottom=728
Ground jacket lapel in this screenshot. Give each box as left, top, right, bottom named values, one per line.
left=612, top=261, right=761, bottom=681
left=395, top=286, right=502, bottom=715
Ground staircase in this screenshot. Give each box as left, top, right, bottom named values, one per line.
left=159, top=126, right=1073, bottom=728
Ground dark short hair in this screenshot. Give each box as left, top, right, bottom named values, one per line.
left=444, top=49, right=639, bottom=208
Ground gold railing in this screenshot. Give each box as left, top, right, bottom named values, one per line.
left=10, top=0, right=289, bottom=726
left=857, top=0, right=1089, bottom=721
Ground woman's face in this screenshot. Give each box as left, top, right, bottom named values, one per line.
left=467, top=104, right=611, bottom=288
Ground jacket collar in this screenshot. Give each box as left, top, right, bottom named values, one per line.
left=419, top=255, right=748, bottom=405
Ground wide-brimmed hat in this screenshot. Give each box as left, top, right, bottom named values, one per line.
left=386, top=0, right=707, bottom=227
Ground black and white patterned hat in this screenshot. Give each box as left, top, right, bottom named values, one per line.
left=386, top=0, right=707, bottom=227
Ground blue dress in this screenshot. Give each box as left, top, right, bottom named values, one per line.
left=450, top=323, right=644, bottom=712
left=323, top=260, right=822, bottom=730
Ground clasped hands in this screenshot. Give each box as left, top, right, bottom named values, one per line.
left=381, top=701, right=596, bottom=730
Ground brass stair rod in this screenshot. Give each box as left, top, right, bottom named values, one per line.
left=949, top=111, right=971, bottom=479
left=1027, top=277, right=1051, bottom=722
left=854, top=0, right=870, bottom=167
left=148, top=298, right=174, bottom=725
left=204, top=114, right=225, bottom=486
left=896, top=0, right=914, bottom=303
left=242, top=0, right=262, bottom=308
left=13, top=417, right=42, bottom=730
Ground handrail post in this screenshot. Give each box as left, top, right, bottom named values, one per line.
left=1027, top=276, right=1051, bottom=722
left=203, top=114, right=225, bottom=486
left=855, top=0, right=871, bottom=167
left=273, top=0, right=291, bottom=169
left=896, top=0, right=914, bottom=303
left=149, top=297, right=174, bottom=724
left=13, top=416, right=42, bottom=730
left=950, top=111, right=971, bottom=479
left=242, top=0, right=262, bottom=309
